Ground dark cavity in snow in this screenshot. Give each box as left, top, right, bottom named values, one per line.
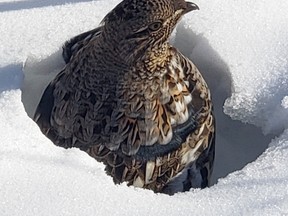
left=174, top=22, right=274, bottom=183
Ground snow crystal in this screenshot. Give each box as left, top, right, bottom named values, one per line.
left=282, top=96, right=288, bottom=109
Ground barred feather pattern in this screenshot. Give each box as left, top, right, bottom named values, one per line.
left=34, top=0, right=215, bottom=195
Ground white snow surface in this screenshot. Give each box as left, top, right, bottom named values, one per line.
left=1, top=0, right=288, bottom=215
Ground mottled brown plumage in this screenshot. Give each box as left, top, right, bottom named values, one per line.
left=34, top=0, right=215, bottom=195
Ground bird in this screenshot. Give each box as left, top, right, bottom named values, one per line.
left=34, top=0, right=215, bottom=195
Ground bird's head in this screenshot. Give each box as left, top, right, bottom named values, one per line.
left=101, top=0, right=199, bottom=64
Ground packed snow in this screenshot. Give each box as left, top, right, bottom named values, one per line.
left=1, top=0, right=288, bottom=215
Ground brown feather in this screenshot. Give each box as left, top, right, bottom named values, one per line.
left=34, top=0, right=215, bottom=195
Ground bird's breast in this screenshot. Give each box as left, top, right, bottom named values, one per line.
left=60, top=49, right=211, bottom=156
left=109, top=54, right=196, bottom=152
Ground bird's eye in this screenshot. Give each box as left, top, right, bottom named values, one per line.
left=148, top=21, right=163, bottom=31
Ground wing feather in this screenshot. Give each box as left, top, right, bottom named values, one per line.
left=62, top=26, right=103, bottom=63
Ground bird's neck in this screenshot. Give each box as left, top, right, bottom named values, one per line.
left=99, top=30, right=171, bottom=68
left=140, top=42, right=171, bottom=73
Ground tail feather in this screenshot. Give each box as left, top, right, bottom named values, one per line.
left=161, top=132, right=215, bottom=195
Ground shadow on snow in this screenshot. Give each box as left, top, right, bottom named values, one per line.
left=0, top=64, right=23, bottom=93
left=0, top=0, right=99, bottom=12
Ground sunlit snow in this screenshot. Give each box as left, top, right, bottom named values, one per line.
left=1, top=0, right=288, bottom=215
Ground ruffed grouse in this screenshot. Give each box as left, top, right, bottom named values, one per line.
left=34, top=0, right=215, bottom=195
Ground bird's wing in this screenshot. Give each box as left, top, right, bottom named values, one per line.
left=34, top=70, right=75, bottom=148
left=62, top=26, right=103, bottom=63
left=34, top=26, right=105, bottom=148
left=34, top=65, right=114, bottom=149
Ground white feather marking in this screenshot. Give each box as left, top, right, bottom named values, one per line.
left=171, top=56, right=178, bottom=68
left=161, top=129, right=173, bottom=144
left=145, top=161, right=155, bottom=184
left=178, top=109, right=189, bottom=124
left=133, top=176, right=144, bottom=188
left=176, top=83, right=183, bottom=92
left=170, top=116, right=176, bottom=125
left=200, top=91, right=206, bottom=99
left=181, top=138, right=205, bottom=164
left=178, top=66, right=185, bottom=78
left=198, top=123, right=205, bottom=136
left=146, top=132, right=158, bottom=146
left=156, top=157, right=162, bottom=166
left=184, top=94, right=192, bottom=104
left=175, top=101, right=185, bottom=113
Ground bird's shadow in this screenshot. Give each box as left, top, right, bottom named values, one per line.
left=0, top=64, right=23, bottom=93
left=0, top=0, right=97, bottom=12
left=174, top=22, right=274, bottom=184
left=21, top=48, right=65, bottom=118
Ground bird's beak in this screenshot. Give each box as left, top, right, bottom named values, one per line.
left=183, top=2, right=199, bottom=14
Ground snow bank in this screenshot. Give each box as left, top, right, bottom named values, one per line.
left=1, top=90, right=288, bottom=215
left=1, top=0, right=288, bottom=215
left=185, top=0, right=288, bottom=135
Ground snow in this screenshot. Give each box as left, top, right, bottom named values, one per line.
left=1, top=0, right=288, bottom=215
